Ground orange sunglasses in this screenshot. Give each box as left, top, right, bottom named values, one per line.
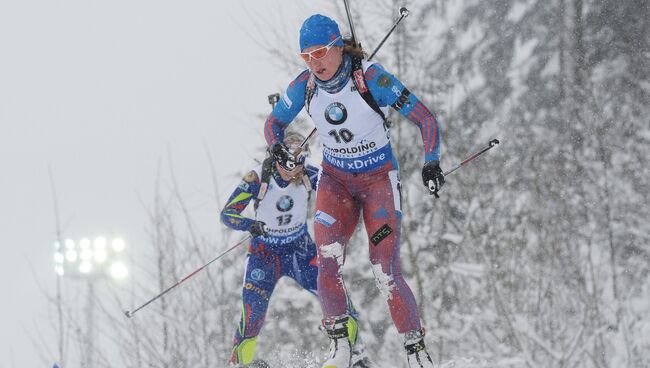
left=299, top=36, right=341, bottom=62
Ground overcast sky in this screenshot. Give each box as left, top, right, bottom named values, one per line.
left=0, top=1, right=336, bottom=366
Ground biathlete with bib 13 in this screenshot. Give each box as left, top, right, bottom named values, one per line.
left=221, top=132, right=374, bottom=368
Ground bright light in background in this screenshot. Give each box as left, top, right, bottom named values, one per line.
left=80, top=248, right=92, bottom=261
left=80, top=238, right=91, bottom=249
left=79, top=261, right=93, bottom=274
left=94, top=249, right=107, bottom=263
left=94, top=236, right=107, bottom=249
left=65, top=250, right=78, bottom=263
left=53, top=236, right=128, bottom=280
left=111, top=238, right=125, bottom=252
left=110, top=262, right=128, bottom=279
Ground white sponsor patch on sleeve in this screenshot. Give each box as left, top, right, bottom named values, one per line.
left=282, top=90, right=293, bottom=109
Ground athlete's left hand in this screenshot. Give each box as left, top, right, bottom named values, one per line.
left=270, top=142, right=297, bottom=171
left=248, top=221, right=269, bottom=238
left=422, top=161, right=445, bottom=198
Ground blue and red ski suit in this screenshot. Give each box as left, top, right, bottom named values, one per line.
left=263, top=54, right=441, bottom=334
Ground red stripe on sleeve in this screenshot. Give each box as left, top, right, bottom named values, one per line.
left=264, top=115, right=276, bottom=146
left=414, top=102, right=438, bottom=155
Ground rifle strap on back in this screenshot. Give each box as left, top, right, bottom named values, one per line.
left=350, top=56, right=389, bottom=125
left=254, top=157, right=275, bottom=210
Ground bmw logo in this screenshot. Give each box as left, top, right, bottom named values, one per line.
left=325, top=102, right=348, bottom=125
left=276, top=195, right=294, bottom=212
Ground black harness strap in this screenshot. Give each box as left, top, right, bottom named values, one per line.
left=254, top=157, right=275, bottom=210
left=350, top=56, right=389, bottom=125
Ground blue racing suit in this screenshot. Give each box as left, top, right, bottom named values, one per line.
left=221, top=163, right=360, bottom=365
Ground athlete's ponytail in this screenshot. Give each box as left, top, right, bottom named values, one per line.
left=342, top=38, right=366, bottom=60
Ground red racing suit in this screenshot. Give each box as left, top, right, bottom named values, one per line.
left=264, top=55, right=441, bottom=333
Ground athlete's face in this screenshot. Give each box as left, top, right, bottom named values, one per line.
left=303, top=44, right=344, bottom=81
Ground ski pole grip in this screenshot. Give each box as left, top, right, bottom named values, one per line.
left=428, top=180, right=440, bottom=198
left=489, top=139, right=500, bottom=147
left=399, top=7, right=410, bottom=17
left=268, top=93, right=280, bottom=106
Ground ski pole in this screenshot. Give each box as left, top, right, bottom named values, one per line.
left=290, top=129, right=317, bottom=161
left=343, top=0, right=359, bottom=47
left=124, top=235, right=252, bottom=318
left=296, top=4, right=411, bottom=151
left=443, top=138, right=500, bottom=177
left=427, top=139, right=500, bottom=194
left=368, top=7, right=410, bottom=61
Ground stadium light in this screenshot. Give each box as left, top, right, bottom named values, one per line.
left=111, top=238, right=125, bottom=253
left=52, top=235, right=129, bottom=368
left=65, top=249, right=78, bottom=263
left=53, top=236, right=129, bottom=281
left=110, top=262, right=129, bottom=279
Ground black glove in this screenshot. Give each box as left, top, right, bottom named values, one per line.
left=270, top=142, right=297, bottom=171
left=422, top=161, right=445, bottom=198
left=248, top=221, right=269, bottom=238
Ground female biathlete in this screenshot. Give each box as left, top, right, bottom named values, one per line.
left=263, top=15, right=445, bottom=368
left=221, top=133, right=372, bottom=368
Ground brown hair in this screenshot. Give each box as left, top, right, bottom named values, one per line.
left=342, top=38, right=366, bottom=60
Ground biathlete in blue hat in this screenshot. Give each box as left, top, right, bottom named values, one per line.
left=263, top=14, right=444, bottom=368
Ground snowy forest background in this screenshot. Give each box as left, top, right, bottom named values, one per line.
left=38, top=0, right=649, bottom=367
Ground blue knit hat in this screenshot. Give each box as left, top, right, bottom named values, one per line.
left=299, top=14, right=344, bottom=52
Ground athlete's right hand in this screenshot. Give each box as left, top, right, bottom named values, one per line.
left=248, top=221, right=269, bottom=238
left=270, top=142, right=297, bottom=171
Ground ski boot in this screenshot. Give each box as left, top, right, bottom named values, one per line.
left=322, top=315, right=352, bottom=368
left=403, top=329, right=435, bottom=368
left=348, top=317, right=375, bottom=368
left=350, top=334, right=374, bottom=368
left=230, top=336, right=259, bottom=367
